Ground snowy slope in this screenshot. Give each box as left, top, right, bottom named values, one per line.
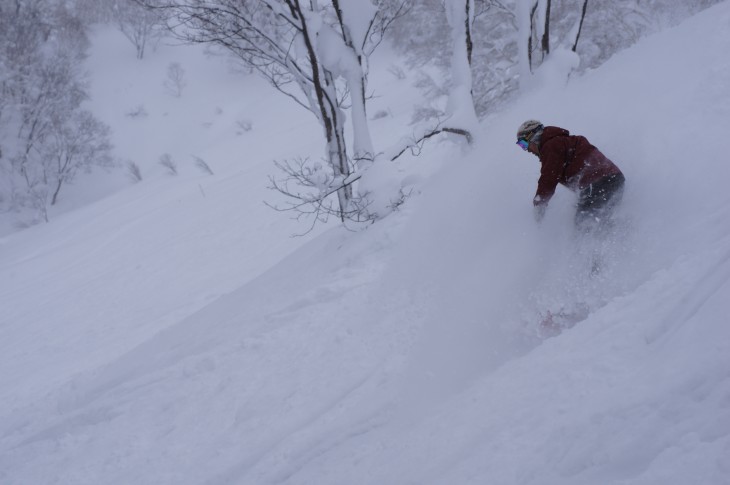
left=0, top=27, right=328, bottom=418
left=2, top=3, right=730, bottom=485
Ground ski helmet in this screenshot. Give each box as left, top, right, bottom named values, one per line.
left=517, top=120, right=544, bottom=140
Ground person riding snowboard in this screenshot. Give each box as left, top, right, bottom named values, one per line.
left=516, top=120, right=625, bottom=232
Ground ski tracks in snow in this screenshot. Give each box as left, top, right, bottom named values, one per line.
left=0, top=227, right=410, bottom=485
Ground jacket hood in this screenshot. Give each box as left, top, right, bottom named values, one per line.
left=540, top=126, right=570, bottom=147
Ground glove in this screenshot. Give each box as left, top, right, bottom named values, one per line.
left=533, top=204, right=546, bottom=223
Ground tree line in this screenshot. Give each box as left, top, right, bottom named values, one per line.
left=0, top=0, right=113, bottom=223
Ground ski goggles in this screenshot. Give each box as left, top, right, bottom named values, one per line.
left=516, top=138, right=530, bottom=151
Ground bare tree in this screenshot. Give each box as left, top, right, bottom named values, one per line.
left=43, top=110, right=114, bottom=206
left=193, top=155, right=214, bottom=175
left=17, top=51, right=88, bottom=188
left=164, top=62, right=187, bottom=97
left=114, top=0, right=166, bottom=59
left=159, top=153, right=178, bottom=174
left=144, top=0, right=353, bottom=220
left=0, top=0, right=115, bottom=223
left=139, top=0, right=409, bottom=223
left=126, top=161, right=143, bottom=182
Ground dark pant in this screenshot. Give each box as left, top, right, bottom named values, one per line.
left=575, top=173, right=625, bottom=232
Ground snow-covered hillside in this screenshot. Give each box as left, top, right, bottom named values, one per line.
left=2, top=2, right=730, bottom=484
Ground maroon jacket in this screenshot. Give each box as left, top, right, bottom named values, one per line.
left=534, top=126, right=623, bottom=206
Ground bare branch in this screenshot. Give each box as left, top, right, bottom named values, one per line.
left=389, top=125, right=473, bottom=162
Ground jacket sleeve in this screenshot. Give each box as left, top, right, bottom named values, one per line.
left=533, top=139, right=566, bottom=207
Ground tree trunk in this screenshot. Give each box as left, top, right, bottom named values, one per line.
left=331, top=0, right=374, bottom=169
left=324, top=70, right=352, bottom=217
left=528, top=1, right=538, bottom=73
left=295, top=0, right=352, bottom=220
left=572, top=0, right=588, bottom=52
left=541, top=0, right=551, bottom=58
left=51, top=179, right=63, bottom=205
left=464, top=0, right=473, bottom=66
left=347, top=70, right=373, bottom=168
left=444, top=0, right=478, bottom=131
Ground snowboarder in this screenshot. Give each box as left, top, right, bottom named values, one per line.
left=516, top=120, right=625, bottom=233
